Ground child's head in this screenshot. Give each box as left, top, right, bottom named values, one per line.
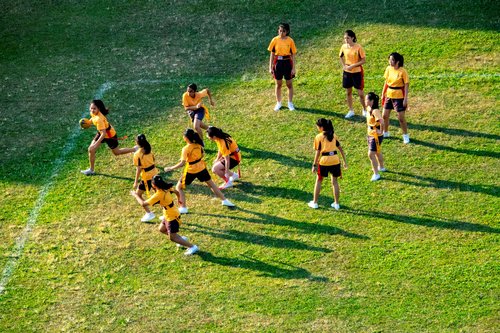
left=365, top=92, right=380, bottom=109
left=183, top=128, right=203, bottom=145
left=90, top=99, right=109, bottom=116
left=316, top=118, right=334, bottom=141
left=187, top=83, right=197, bottom=97
left=344, top=30, right=357, bottom=43
left=389, top=52, right=404, bottom=67
left=152, top=175, right=173, bottom=191
left=278, top=23, right=290, bottom=36
left=136, top=134, right=151, bottom=154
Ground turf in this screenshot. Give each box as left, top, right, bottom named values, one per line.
left=0, top=1, right=499, bottom=332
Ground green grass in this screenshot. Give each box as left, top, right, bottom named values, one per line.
left=1, top=1, right=499, bottom=332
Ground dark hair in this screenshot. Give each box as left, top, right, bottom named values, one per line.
left=92, top=99, right=109, bottom=115
left=136, top=134, right=152, bottom=154
left=183, top=128, right=204, bottom=145
left=316, top=118, right=334, bottom=142
left=152, top=175, right=173, bottom=191
left=366, top=92, right=380, bottom=110
left=344, top=30, right=357, bottom=43
left=187, top=83, right=197, bottom=92
left=207, top=126, right=233, bottom=150
left=279, top=23, right=290, bottom=36
left=389, top=52, right=404, bottom=67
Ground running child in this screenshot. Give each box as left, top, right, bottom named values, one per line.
left=182, top=83, right=215, bottom=143
left=80, top=99, right=136, bottom=175
left=130, top=175, right=199, bottom=255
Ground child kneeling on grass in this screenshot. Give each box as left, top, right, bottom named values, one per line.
left=130, top=175, right=199, bottom=255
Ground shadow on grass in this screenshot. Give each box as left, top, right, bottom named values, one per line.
left=198, top=251, right=328, bottom=281
left=196, top=208, right=369, bottom=240
left=344, top=208, right=499, bottom=234
left=189, top=223, right=332, bottom=253
left=385, top=170, right=499, bottom=198
left=239, top=145, right=310, bottom=169
left=93, top=173, right=135, bottom=182
left=409, top=138, right=500, bottom=158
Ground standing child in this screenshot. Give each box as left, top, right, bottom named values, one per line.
left=164, top=129, right=235, bottom=214
left=182, top=83, right=215, bottom=143
left=268, top=22, right=297, bottom=111
left=381, top=52, right=410, bottom=143
left=308, top=118, right=348, bottom=210
left=206, top=126, right=241, bottom=190
left=80, top=99, right=136, bottom=175
left=339, top=30, right=366, bottom=118
left=365, top=93, right=386, bottom=181
left=130, top=175, right=199, bottom=255
left=132, top=134, right=159, bottom=222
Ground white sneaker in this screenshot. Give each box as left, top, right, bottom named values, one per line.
left=383, top=131, right=390, bottom=138
left=344, top=110, right=355, bottom=118
left=178, top=207, right=188, bottom=214
left=362, top=109, right=367, bottom=117
left=331, top=202, right=340, bottom=210
left=141, top=211, right=155, bottom=222
left=176, top=235, right=188, bottom=248
left=184, top=245, right=199, bottom=255
left=219, top=180, right=233, bottom=190
left=403, top=134, right=410, bottom=144
left=80, top=168, right=95, bottom=176
left=378, top=167, right=387, bottom=172
left=273, top=102, right=282, bottom=111
left=221, top=199, right=235, bottom=207
left=229, top=173, right=239, bottom=182
left=371, top=173, right=381, bottom=182
left=308, top=201, right=318, bottom=209
left=287, top=102, right=295, bottom=111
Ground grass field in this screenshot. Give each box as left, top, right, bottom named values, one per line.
left=1, top=1, right=499, bottom=332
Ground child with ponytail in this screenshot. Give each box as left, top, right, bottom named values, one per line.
left=365, top=92, right=385, bottom=181
left=308, top=118, right=348, bottom=210
left=206, top=126, right=241, bottom=189
left=131, top=175, right=199, bottom=255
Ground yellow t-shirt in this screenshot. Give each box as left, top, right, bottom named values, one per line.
left=214, top=137, right=241, bottom=160
left=267, top=36, right=297, bottom=56
left=384, top=66, right=409, bottom=99
left=133, top=149, right=158, bottom=181
left=91, top=111, right=116, bottom=138
left=339, top=43, right=365, bottom=73
left=182, top=89, right=208, bottom=108
left=146, top=189, right=180, bottom=222
left=314, top=133, right=341, bottom=166
left=181, top=143, right=206, bottom=173
left=366, top=108, right=383, bottom=137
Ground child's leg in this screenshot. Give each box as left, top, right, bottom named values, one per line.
left=331, top=176, right=340, bottom=204
left=206, top=179, right=226, bottom=200
left=135, top=188, right=152, bottom=213
left=312, top=176, right=322, bottom=203
left=176, top=181, right=187, bottom=208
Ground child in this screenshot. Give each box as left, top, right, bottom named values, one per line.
left=164, top=129, right=235, bottom=214
left=182, top=83, right=215, bottom=143
left=206, top=126, right=241, bottom=190
left=132, top=134, right=158, bottom=222
left=308, top=119, right=348, bottom=210
left=80, top=99, right=136, bottom=175
left=381, top=52, right=410, bottom=143
left=268, top=22, right=297, bottom=111
left=365, top=93, right=386, bottom=181
left=130, top=175, right=199, bottom=255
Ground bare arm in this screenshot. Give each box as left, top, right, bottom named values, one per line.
left=337, top=146, right=348, bottom=169
left=403, top=83, right=409, bottom=107
left=206, top=88, right=215, bottom=107
left=130, top=191, right=150, bottom=208
left=164, top=160, right=186, bottom=172
left=269, top=52, right=275, bottom=74
left=133, top=166, right=141, bottom=189
left=291, top=53, right=296, bottom=76
left=311, top=150, right=321, bottom=174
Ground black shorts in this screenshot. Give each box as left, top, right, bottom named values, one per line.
left=367, top=136, right=383, bottom=152
left=182, top=168, right=211, bottom=186
left=273, top=59, right=294, bottom=81
left=162, top=218, right=180, bottom=234
left=94, top=133, right=119, bottom=149
left=384, top=98, right=406, bottom=112
left=342, top=71, right=364, bottom=90
left=220, top=157, right=239, bottom=170
left=138, top=179, right=153, bottom=191
left=188, top=107, right=205, bottom=121
left=318, top=164, right=341, bottom=178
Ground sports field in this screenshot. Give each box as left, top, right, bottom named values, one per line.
left=0, top=1, right=499, bottom=332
